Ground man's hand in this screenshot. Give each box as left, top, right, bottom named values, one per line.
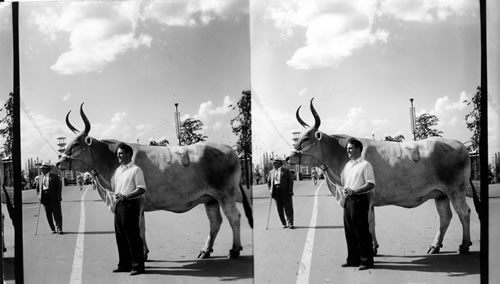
left=114, top=192, right=126, bottom=202
left=90, top=169, right=98, bottom=177
left=343, top=187, right=353, bottom=197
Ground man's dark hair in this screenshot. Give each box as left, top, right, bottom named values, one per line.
left=347, top=138, right=363, bottom=152
left=116, top=142, right=133, bottom=156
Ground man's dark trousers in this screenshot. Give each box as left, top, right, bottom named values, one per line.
left=343, top=194, right=373, bottom=265
left=114, top=199, right=144, bottom=271
left=42, top=201, right=62, bottom=232
left=273, top=185, right=294, bottom=226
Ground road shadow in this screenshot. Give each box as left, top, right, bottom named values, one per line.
left=374, top=251, right=480, bottom=276
left=62, top=230, right=114, bottom=235
left=292, top=225, right=343, bottom=230
left=144, top=255, right=253, bottom=280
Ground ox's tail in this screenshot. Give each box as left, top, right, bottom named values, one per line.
left=239, top=184, right=253, bottom=228
left=469, top=179, right=481, bottom=221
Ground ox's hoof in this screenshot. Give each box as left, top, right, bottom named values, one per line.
left=458, top=242, right=472, bottom=254
left=373, top=245, right=379, bottom=256
left=427, top=244, right=442, bottom=254
left=228, top=246, right=242, bottom=259
left=197, top=249, right=213, bottom=259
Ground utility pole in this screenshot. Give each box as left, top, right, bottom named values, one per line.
left=174, top=103, right=181, bottom=146
left=409, top=98, right=416, bottom=141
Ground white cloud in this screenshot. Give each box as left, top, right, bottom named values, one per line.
left=31, top=2, right=152, bottom=75
left=378, top=0, right=476, bottom=22
left=143, top=0, right=248, bottom=27
left=266, top=0, right=475, bottom=70
left=298, top=88, right=308, bottom=97
left=62, top=93, right=72, bottom=101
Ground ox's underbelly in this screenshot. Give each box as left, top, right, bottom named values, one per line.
left=374, top=189, right=445, bottom=208
left=144, top=194, right=215, bottom=213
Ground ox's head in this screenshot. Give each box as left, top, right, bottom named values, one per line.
left=286, top=98, right=326, bottom=167
left=56, top=103, right=104, bottom=172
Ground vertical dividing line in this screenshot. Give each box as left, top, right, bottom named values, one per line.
left=70, top=186, right=89, bottom=284
left=296, top=181, right=324, bottom=284
left=479, top=1, right=488, bottom=284
left=12, top=3, right=25, bottom=283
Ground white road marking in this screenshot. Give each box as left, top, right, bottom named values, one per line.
left=69, top=185, right=89, bottom=284
left=296, top=180, right=324, bottom=284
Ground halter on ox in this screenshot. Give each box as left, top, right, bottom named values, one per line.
left=57, top=103, right=253, bottom=260
left=287, top=98, right=478, bottom=255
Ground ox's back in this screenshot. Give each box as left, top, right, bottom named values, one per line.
left=129, top=143, right=241, bottom=212
left=359, top=137, right=470, bottom=207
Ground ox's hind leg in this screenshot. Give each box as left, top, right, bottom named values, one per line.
left=368, top=205, right=379, bottom=256
left=139, top=211, right=150, bottom=260
left=219, top=197, right=242, bottom=259
left=198, top=200, right=223, bottom=259
left=428, top=196, right=452, bottom=254
left=449, top=190, right=472, bottom=254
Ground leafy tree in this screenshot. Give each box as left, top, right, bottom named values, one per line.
left=415, top=113, right=443, bottom=140
left=464, top=86, right=481, bottom=151
left=384, top=134, right=405, bottom=142
left=149, top=139, right=169, bottom=146
left=230, top=90, right=251, bottom=159
left=0, top=92, right=14, bottom=157
left=179, top=118, right=207, bottom=146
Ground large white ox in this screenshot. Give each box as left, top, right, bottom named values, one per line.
left=56, top=104, right=253, bottom=259
left=286, top=99, right=479, bottom=255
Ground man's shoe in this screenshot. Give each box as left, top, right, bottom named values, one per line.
left=282, top=224, right=288, bottom=229
left=358, top=263, right=373, bottom=270
left=51, top=230, right=57, bottom=234
left=341, top=262, right=360, bottom=267
left=112, top=267, right=131, bottom=273
left=289, top=225, right=295, bottom=229
left=57, top=231, right=64, bottom=235
left=130, top=269, right=144, bottom=276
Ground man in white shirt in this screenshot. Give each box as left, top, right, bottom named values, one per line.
left=340, top=138, right=375, bottom=270
left=111, top=143, right=146, bottom=276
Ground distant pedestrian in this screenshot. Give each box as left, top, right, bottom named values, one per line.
left=340, top=138, right=375, bottom=270
left=311, top=167, right=319, bottom=185
left=35, top=163, right=63, bottom=234
left=111, top=143, right=146, bottom=276
left=267, top=158, right=294, bottom=229
left=77, top=173, right=84, bottom=191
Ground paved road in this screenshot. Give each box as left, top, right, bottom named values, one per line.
left=254, top=180, right=481, bottom=283
left=4, top=184, right=253, bottom=283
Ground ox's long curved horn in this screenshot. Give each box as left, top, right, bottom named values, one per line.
left=296, top=105, right=310, bottom=128
left=65, top=111, right=79, bottom=134
left=80, top=103, right=91, bottom=134
left=310, top=98, right=321, bottom=129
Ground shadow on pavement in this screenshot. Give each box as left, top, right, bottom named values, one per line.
left=144, top=255, right=253, bottom=280
left=61, top=230, right=114, bottom=235
left=292, top=225, right=343, bottom=230
left=374, top=251, right=480, bottom=276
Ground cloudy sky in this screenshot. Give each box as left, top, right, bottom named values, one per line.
left=0, top=0, right=249, bottom=166
left=251, top=0, right=499, bottom=166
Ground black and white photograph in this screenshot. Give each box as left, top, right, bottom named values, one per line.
left=251, top=0, right=497, bottom=283
left=1, top=1, right=252, bottom=283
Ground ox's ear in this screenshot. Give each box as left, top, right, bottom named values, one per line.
left=315, top=131, right=323, bottom=141
left=85, top=136, right=93, bottom=146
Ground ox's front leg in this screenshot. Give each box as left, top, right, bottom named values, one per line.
left=428, top=196, right=452, bottom=254
left=449, top=191, right=472, bottom=254
left=139, top=210, right=149, bottom=260
left=219, top=197, right=242, bottom=259
left=368, top=205, right=379, bottom=256
left=198, top=200, right=223, bottom=259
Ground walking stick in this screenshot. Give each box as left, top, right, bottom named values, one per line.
left=265, top=195, right=273, bottom=230
left=35, top=200, right=41, bottom=236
